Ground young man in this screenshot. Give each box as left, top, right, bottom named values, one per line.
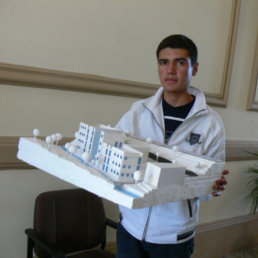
left=115, top=34, right=227, bottom=258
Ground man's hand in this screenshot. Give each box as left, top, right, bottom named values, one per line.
left=212, top=170, right=229, bottom=197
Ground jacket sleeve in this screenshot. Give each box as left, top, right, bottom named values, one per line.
left=205, top=125, right=226, bottom=162
left=115, top=110, right=131, bottom=132
left=199, top=112, right=226, bottom=201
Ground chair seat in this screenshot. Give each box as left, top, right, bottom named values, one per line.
left=69, top=249, right=116, bottom=258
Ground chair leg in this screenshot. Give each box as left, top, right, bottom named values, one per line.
left=27, top=237, right=34, bottom=258
left=101, top=232, right=107, bottom=250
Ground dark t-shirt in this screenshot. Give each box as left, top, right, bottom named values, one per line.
left=162, top=96, right=195, bottom=143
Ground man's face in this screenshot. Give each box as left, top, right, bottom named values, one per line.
left=158, top=48, right=198, bottom=96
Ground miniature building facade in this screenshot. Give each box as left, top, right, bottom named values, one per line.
left=76, top=122, right=95, bottom=154
left=144, top=162, right=185, bottom=188
left=93, top=129, right=126, bottom=166
left=73, top=123, right=146, bottom=183
left=96, top=143, right=144, bottom=183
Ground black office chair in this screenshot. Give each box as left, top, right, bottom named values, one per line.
left=25, top=188, right=117, bottom=258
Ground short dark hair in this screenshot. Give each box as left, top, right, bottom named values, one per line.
left=156, top=34, right=198, bottom=65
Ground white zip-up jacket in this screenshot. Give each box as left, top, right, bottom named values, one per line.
left=116, top=86, right=225, bottom=244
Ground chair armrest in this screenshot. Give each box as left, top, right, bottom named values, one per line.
left=106, top=218, right=118, bottom=230
left=25, top=228, right=66, bottom=258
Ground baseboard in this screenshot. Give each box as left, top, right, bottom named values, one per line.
left=105, top=214, right=258, bottom=257
left=193, top=214, right=258, bottom=258
left=105, top=241, right=117, bottom=254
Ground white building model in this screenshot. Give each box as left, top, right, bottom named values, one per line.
left=17, top=122, right=225, bottom=209
left=74, top=123, right=144, bottom=183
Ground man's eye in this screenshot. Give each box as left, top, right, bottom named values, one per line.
left=159, top=61, right=167, bottom=66
left=177, top=60, right=186, bottom=66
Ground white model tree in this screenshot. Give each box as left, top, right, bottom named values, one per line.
left=133, top=170, right=143, bottom=184
left=45, top=136, right=52, bottom=147
left=33, top=128, right=40, bottom=140
left=65, top=143, right=70, bottom=150
left=156, top=152, right=160, bottom=162
left=146, top=137, right=152, bottom=144
left=51, top=134, right=57, bottom=145
left=172, top=145, right=180, bottom=163
left=124, top=130, right=131, bottom=137
left=74, top=131, right=79, bottom=138
left=55, top=133, right=63, bottom=145
left=68, top=145, right=76, bottom=159
left=82, top=152, right=90, bottom=164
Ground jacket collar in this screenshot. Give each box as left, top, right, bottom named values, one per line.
left=143, top=87, right=164, bottom=131
left=142, top=86, right=208, bottom=129
left=187, top=86, right=208, bottom=118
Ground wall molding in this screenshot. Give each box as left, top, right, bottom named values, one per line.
left=0, top=136, right=71, bottom=170
left=196, top=213, right=258, bottom=234
left=0, top=62, right=158, bottom=99
left=0, top=0, right=241, bottom=107
left=214, top=0, right=241, bottom=107
left=1, top=136, right=258, bottom=170
left=202, top=0, right=241, bottom=107
left=226, top=139, right=258, bottom=161
left=247, top=31, right=258, bottom=111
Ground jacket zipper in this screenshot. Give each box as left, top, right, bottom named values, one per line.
left=143, top=105, right=166, bottom=144
left=187, top=199, right=193, bottom=217
left=142, top=206, right=152, bottom=241
left=141, top=102, right=203, bottom=237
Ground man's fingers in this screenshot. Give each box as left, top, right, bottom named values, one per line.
left=212, top=191, right=221, bottom=197
left=222, top=170, right=229, bottom=175
left=216, top=177, right=227, bottom=185
left=212, top=170, right=229, bottom=197
left=213, top=184, right=225, bottom=191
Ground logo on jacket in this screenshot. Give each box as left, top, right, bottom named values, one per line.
left=186, top=132, right=202, bottom=145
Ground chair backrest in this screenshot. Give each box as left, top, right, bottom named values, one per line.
left=33, top=188, right=106, bottom=258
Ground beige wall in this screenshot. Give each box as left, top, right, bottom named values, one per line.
left=214, top=0, right=258, bottom=139
left=0, top=0, right=257, bottom=257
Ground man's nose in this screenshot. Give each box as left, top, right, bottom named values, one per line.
left=168, top=63, right=176, bottom=74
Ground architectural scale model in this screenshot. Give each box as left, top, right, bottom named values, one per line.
left=17, top=122, right=225, bottom=209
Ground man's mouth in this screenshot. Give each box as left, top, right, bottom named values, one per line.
left=165, top=78, right=177, bottom=83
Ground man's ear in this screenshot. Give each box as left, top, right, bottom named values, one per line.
left=192, top=62, right=199, bottom=76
